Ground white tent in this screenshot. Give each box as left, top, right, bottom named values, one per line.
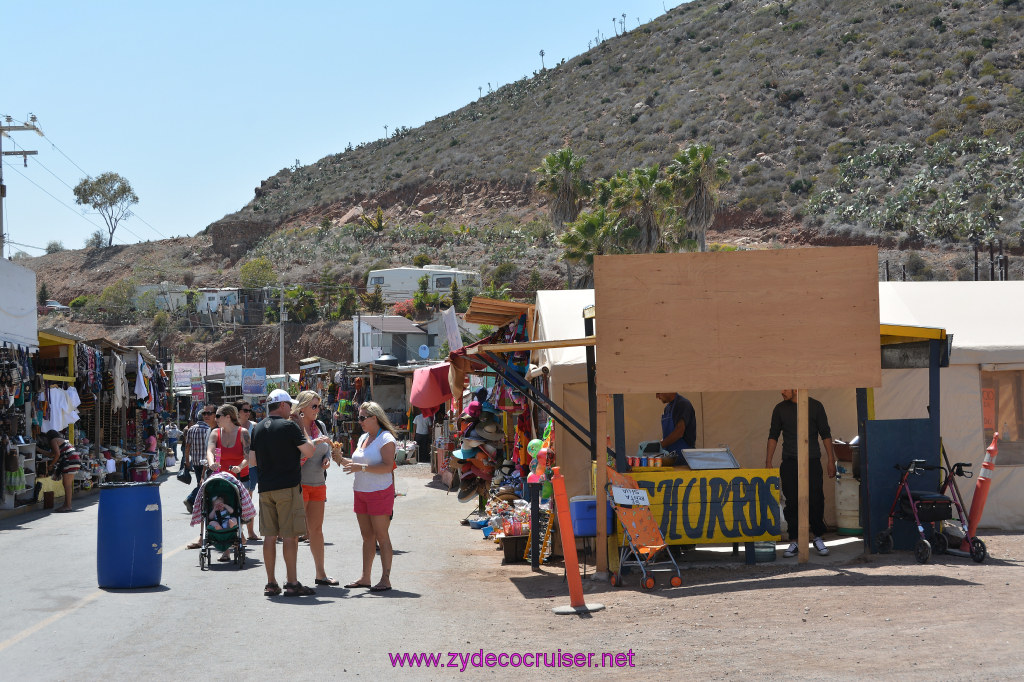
left=533, top=283, right=1024, bottom=530
left=876, top=281, right=1024, bottom=530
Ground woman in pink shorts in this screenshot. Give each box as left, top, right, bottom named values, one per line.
left=341, top=401, right=397, bottom=592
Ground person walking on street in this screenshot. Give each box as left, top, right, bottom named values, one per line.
left=765, top=389, right=837, bottom=558
left=165, top=421, right=182, bottom=461
left=184, top=407, right=216, bottom=549
left=290, top=390, right=336, bottom=586
left=341, top=401, right=398, bottom=592
left=207, top=404, right=253, bottom=559
left=233, top=399, right=260, bottom=542
left=251, top=388, right=317, bottom=597
left=412, top=409, right=432, bottom=464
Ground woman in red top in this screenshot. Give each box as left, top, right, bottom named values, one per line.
left=206, top=404, right=255, bottom=556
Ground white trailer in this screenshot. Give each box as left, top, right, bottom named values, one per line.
left=366, top=265, right=481, bottom=302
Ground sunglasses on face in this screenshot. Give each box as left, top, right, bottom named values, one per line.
left=357, top=415, right=373, bottom=421
left=311, top=404, right=320, bottom=409
left=240, top=408, right=251, bottom=413
left=202, top=411, right=215, bottom=416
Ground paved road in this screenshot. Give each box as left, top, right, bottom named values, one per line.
left=0, top=462, right=481, bottom=680
left=4, top=461, right=1023, bottom=680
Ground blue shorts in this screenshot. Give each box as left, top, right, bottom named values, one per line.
left=245, top=467, right=259, bottom=492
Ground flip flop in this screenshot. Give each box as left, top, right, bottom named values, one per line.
left=369, top=585, right=392, bottom=592
left=217, top=554, right=232, bottom=562
left=282, top=582, right=316, bottom=597
left=343, top=581, right=370, bottom=589
left=264, top=582, right=281, bottom=596
left=315, top=577, right=340, bottom=586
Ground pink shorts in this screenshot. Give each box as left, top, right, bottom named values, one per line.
left=354, top=485, right=395, bottom=516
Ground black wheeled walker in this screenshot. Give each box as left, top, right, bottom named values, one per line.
left=875, top=458, right=986, bottom=564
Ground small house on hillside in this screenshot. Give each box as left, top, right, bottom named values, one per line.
left=352, top=315, right=429, bottom=364
left=367, top=265, right=481, bottom=302
left=135, top=282, right=188, bottom=312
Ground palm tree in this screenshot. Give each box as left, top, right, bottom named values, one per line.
left=539, top=49, right=545, bottom=70
left=595, top=166, right=673, bottom=253
left=360, top=206, right=388, bottom=242
left=559, top=207, right=623, bottom=287
left=667, top=144, right=731, bottom=252
left=534, top=147, right=591, bottom=228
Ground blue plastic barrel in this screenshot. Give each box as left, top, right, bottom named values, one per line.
left=97, top=481, right=163, bottom=588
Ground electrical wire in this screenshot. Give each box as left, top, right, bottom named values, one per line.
left=5, top=117, right=168, bottom=241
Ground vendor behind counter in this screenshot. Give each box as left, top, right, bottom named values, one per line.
left=656, top=393, right=696, bottom=453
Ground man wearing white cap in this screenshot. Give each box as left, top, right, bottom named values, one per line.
left=250, top=388, right=318, bottom=597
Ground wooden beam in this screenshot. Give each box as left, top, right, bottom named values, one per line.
left=467, top=336, right=596, bottom=355
left=595, top=397, right=609, bottom=574
left=797, top=389, right=809, bottom=563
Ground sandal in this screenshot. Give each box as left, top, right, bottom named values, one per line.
left=264, top=582, right=281, bottom=596
left=315, top=577, right=340, bottom=586
left=283, top=582, right=316, bottom=597
left=344, top=581, right=370, bottom=589
left=187, top=541, right=202, bottom=550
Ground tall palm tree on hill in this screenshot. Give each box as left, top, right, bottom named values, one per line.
left=535, top=147, right=591, bottom=287
left=595, top=165, right=673, bottom=254
left=668, top=144, right=731, bottom=252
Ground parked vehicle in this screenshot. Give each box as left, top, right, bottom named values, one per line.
left=366, top=265, right=481, bottom=302
left=44, top=300, right=71, bottom=312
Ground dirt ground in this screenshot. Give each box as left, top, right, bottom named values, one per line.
left=420, top=460, right=1024, bottom=680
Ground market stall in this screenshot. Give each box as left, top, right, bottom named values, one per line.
left=591, top=247, right=882, bottom=567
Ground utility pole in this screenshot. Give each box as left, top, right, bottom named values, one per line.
left=279, top=286, right=286, bottom=374
left=0, top=114, right=44, bottom=258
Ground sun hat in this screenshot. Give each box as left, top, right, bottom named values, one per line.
left=475, top=420, right=505, bottom=442
left=461, top=401, right=482, bottom=419
left=267, top=388, right=296, bottom=405
left=454, top=444, right=480, bottom=460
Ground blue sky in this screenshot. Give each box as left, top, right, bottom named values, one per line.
left=2, top=1, right=682, bottom=256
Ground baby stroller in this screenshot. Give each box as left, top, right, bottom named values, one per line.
left=875, top=458, right=986, bottom=564
left=197, top=474, right=248, bottom=570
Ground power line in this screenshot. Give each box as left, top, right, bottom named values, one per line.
left=7, top=116, right=168, bottom=241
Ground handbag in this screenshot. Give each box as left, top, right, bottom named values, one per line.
left=176, top=464, right=192, bottom=485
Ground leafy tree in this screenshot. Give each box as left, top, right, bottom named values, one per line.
left=239, top=256, right=277, bottom=288
left=413, top=275, right=439, bottom=315
left=69, top=295, right=90, bottom=309
left=337, top=283, right=360, bottom=318
left=38, top=282, right=50, bottom=306
left=360, top=207, right=388, bottom=241
left=392, top=299, right=416, bottom=319
left=137, top=290, right=159, bottom=316
left=363, top=284, right=386, bottom=313
left=667, top=144, right=731, bottom=252
left=73, top=172, right=138, bottom=247
left=11, top=250, right=31, bottom=261
left=153, top=310, right=172, bottom=338
left=91, top=278, right=137, bottom=323
left=45, top=240, right=65, bottom=254
left=413, top=253, right=431, bottom=268
left=84, top=230, right=105, bottom=249
left=318, top=267, right=337, bottom=312
left=527, top=269, right=543, bottom=299
left=449, top=281, right=463, bottom=313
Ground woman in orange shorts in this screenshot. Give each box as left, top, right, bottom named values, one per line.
left=291, top=390, right=336, bottom=586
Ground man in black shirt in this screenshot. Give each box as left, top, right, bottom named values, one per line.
left=251, top=388, right=316, bottom=596
left=765, top=389, right=837, bottom=558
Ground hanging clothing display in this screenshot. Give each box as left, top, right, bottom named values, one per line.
left=110, top=353, right=128, bottom=410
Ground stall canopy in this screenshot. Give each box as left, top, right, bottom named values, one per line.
left=875, top=281, right=1024, bottom=530
left=0, top=259, right=39, bottom=351
left=410, top=362, right=452, bottom=417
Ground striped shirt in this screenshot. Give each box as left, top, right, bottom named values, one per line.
left=184, top=422, right=211, bottom=467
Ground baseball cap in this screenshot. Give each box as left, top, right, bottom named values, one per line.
left=267, top=388, right=296, bottom=405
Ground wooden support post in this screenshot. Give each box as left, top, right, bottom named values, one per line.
left=595, top=397, right=609, bottom=574
left=797, top=388, right=809, bottom=563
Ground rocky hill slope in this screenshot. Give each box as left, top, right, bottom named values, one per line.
left=21, top=0, right=1024, bottom=364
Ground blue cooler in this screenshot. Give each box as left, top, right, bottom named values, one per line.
left=97, top=481, right=163, bottom=588
left=569, top=495, right=597, bottom=537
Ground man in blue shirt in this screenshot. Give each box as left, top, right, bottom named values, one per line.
left=656, top=392, right=696, bottom=453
